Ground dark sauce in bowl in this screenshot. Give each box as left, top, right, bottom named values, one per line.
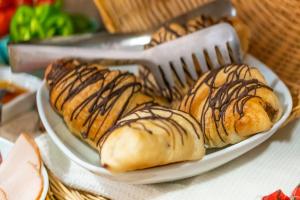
left=0, top=81, right=28, bottom=104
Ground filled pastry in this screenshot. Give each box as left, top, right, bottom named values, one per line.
left=140, top=22, right=194, bottom=104
left=186, top=16, right=250, bottom=53
left=179, top=64, right=282, bottom=148
left=45, top=59, right=157, bottom=149
left=139, top=15, right=250, bottom=104
left=141, top=22, right=192, bottom=105
left=100, top=106, right=205, bottom=172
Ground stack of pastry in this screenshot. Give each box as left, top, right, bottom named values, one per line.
left=45, top=17, right=282, bottom=173
left=45, top=59, right=206, bottom=172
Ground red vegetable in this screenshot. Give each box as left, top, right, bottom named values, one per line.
left=262, top=190, right=290, bottom=200
left=0, top=0, right=14, bottom=9
left=13, top=0, right=33, bottom=6
left=0, top=7, right=16, bottom=37
left=35, top=0, right=55, bottom=5
left=0, top=0, right=32, bottom=37
left=292, top=185, right=300, bottom=200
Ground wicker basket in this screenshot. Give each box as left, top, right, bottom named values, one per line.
left=46, top=1, right=300, bottom=199
left=232, top=0, right=300, bottom=124
left=46, top=169, right=107, bottom=200
left=93, top=0, right=212, bottom=33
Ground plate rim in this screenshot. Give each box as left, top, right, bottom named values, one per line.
left=36, top=54, right=293, bottom=183
left=0, top=137, right=49, bottom=200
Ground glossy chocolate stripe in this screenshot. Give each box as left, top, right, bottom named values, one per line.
left=100, top=106, right=201, bottom=153
left=182, top=64, right=272, bottom=144
left=47, top=59, right=155, bottom=145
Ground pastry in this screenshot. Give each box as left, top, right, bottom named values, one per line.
left=186, top=16, right=250, bottom=54
left=45, top=59, right=157, bottom=149
left=139, top=15, right=250, bottom=104
left=179, top=64, right=282, bottom=148
left=140, top=22, right=193, bottom=104
left=100, top=106, right=205, bottom=172
left=0, top=134, right=43, bottom=200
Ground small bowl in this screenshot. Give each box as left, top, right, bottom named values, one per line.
left=0, top=67, right=42, bottom=124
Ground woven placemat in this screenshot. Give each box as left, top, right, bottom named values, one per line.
left=46, top=1, right=300, bottom=199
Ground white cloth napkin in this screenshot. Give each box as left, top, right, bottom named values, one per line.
left=35, top=120, right=300, bottom=200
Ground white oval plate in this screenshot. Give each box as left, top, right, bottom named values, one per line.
left=0, top=137, right=49, bottom=199
left=36, top=55, right=292, bottom=184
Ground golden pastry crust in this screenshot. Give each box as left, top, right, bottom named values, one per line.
left=141, top=23, right=192, bottom=104
left=100, top=106, right=205, bottom=172
left=227, top=17, right=250, bottom=54
left=185, top=15, right=216, bottom=32
left=145, top=23, right=188, bottom=49
left=179, top=64, right=282, bottom=148
left=139, top=15, right=250, bottom=104
left=45, top=59, right=156, bottom=149
left=186, top=16, right=250, bottom=53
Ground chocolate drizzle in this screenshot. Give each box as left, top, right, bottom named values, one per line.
left=46, top=59, right=155, bottom=144
left=100, top=106, right=201, bottom=151
left=139, top=66, right=185, bottom=102
left=182, top=64, right=273, bottom=144
left=140, top=15, right=233, bottom=102
left=145, top=23, right=187, bottom=49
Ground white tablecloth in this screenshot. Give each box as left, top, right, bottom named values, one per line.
left=35, top=119, right=300, bottom=200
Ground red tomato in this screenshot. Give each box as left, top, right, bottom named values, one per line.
left=35, top=0, right=55, bottom=5
left=0, top=7, right=16, bottom=37
left=12, top=0, right=33, bottom=6
left=292, top=185, right=300, bottom=200
left=0, top=0, right=14, bottom=9
left=262, top=190, right=290, bottom=200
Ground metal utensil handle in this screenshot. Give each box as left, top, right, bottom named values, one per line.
left=9, top=45, right=145, bottom=72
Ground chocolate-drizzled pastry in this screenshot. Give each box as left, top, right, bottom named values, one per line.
left=100, top=106, right=205, bottom=172
left=187, top=16, right=250, bottom=53
left=145, top=23, right=188, bottom=49
left=139, top=15, right=250, bottom=104
left=186, top=15, right=215, bottom=32
left=179, top=64, right=282, bottom=148
left=141, top=23, right=192, bottom=105
left=45, top=59, right=156, bottom=149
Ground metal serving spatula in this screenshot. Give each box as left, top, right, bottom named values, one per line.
left=9, top=23, right=241, bottom=89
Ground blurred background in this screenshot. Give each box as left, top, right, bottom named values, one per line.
left=0, top=0, right=299, bottom=112
left=0, top=0, right=102, bottom=64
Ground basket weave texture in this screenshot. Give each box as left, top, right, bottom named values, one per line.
left=232, top=0, right=300, bottom=124
left=47, top=1, right=300, bottom=199
left=93, top=0, right=212, bottom=33
left=46, top=169, right=108, bottom=200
